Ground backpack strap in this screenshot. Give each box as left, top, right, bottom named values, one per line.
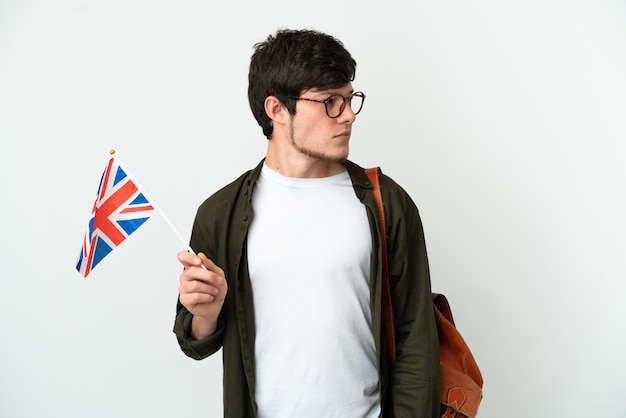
left=365, top=167, right=396, bottom=365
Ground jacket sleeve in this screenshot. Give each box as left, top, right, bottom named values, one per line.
left=173, top=302, right=225, bottom=359
left=172, top=197, right=227, bottom=360
left=384, top=178, right=440, bottom=417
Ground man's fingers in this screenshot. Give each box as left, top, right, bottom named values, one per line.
left=177, top=250, right=227, bottom=310
left=194, top=253, right=227, bottom=293
left=183, top=276, right=220, bottom=295
left=197, top=253, right=225, bottom=276
left=177, top=251, right=224, bottom=276
left=180, top=289, right=217, bottom=305
left=177, top=250, right=203, bottom=268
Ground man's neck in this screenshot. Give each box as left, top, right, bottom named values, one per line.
left=264, top=144, right=346, bottom=178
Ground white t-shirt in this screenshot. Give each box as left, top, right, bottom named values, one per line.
left=247, top=164, right=380, bottom=418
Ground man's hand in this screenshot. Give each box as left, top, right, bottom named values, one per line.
left=177, top=251, right=228, bottom=339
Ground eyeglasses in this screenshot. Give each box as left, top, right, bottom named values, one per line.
left=291, top=91, right=365, bottom=118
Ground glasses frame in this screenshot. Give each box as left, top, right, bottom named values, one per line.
left=291, top=91, right=366, bottom=118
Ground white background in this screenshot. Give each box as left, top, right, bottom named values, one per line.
left=1, top=1, right=625, bottom=417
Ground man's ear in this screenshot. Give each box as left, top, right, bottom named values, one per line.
left=264, top=96, right=288, bottom=125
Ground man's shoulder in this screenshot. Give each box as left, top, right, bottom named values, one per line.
left=197, top=160, right=264, bottom=211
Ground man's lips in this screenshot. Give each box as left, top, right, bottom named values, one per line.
left=335, top=131, right=351, bottom=140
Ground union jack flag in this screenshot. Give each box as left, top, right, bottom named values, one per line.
left=76, top=154, right=157, bottom=277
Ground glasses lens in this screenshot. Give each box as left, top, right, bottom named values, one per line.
left=326, top=95, right=345, bottom=118
left=350, top=93, right=364, bottom=115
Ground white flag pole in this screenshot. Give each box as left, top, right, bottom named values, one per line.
left=158, top=208, right=196, bottom=255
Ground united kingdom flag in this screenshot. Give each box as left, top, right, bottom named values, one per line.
left=76, top=154, right=157, bottom=277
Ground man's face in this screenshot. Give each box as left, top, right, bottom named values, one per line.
left=287, top=84, right=357, bottom=164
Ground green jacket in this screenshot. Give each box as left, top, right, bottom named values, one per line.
left=173, top=160, right=440, bottom=417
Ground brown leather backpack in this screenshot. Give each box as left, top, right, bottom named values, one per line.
left=433, top=293, right=483, bottom=418
left=366, top=167, right=484, bottom=418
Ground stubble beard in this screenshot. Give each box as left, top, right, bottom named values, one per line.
left=288, top=121, right=348, bottom=164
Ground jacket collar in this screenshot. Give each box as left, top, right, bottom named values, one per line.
left=247, top=159, right=374, bottom=188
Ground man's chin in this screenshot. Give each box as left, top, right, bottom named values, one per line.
left=301, top=149, right=349, bottom=165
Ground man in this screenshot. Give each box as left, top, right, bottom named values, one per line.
left=173, top=28, right=440, bottom=417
